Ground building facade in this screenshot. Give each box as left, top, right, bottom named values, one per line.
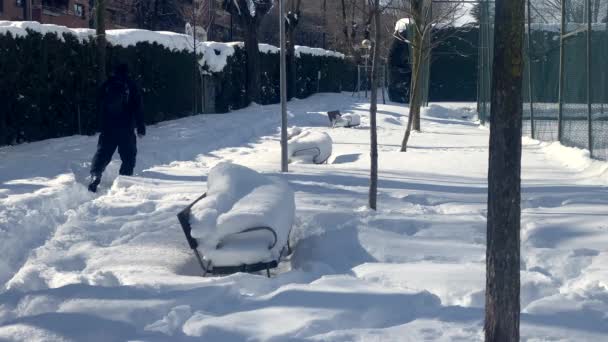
left=1, top=0, right=235, bottom=42
left=0, top=0, right=89, bottom=27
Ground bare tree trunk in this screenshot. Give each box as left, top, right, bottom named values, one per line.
left=485, top=0, right=524, bottom=340
left=286, top=1, right=301, bottom=100
left=96, top=0, right=107, bottom=85
left=340, top=0, right=353, bottom=57
left=286, top=28, right=297, bottom=100
left=369, top=0, right=380, bottom=210
left=151, top=0, right=159, bottom=30
left=400, top=27, right=423, bottom=152
left=244, top=20, right=261, bottom=103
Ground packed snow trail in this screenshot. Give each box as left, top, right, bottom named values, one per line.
left=0, top=93, right=607, bottom=341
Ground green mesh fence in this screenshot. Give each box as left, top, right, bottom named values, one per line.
left=479, top=0, right=608, bottom=161
left=477, top=0, right=494, bottom=125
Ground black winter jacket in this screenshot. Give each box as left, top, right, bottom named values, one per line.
left=98, top=76, right=145, bottom=136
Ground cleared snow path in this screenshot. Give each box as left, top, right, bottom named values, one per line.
left=0, top=94, right=607, bottom=341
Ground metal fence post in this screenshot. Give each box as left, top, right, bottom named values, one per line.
left=280, top=0, right=288, bottom=173
left=557, top=0, right=566, bottom=142
left=587, top=0, right=593, bottom=156
left=526, top=0, right=535, bottom=139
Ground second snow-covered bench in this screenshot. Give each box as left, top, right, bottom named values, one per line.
left=287, top=129, right=333, bottom=164
left=328, top=110, right=361, bottom=128
left=177, top=162, right=295, bottom=276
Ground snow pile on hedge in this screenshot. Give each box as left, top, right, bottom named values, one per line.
left=334, top=113, right=361, bottom=127
left=0, top=20, right=93, bottom=42
left=295, top=45, right=345, bottom=59
left=189, top=163, right=295, bottom=266
left=259, top=43, right=280, bottom=54
left=0, top=21, right=345, bottom=73
left=288, top=129, right=333, bottom=164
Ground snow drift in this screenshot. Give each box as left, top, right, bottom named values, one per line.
left=189, top=163, right=295, bottom=266
left=287, top=129, right=333, bottom=164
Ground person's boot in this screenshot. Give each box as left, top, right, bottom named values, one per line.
left=88, top=174, right=101, bottom=193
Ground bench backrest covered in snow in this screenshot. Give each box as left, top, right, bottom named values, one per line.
left=185, top=163, right=295, bottom=269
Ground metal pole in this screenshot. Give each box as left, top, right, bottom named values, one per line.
left=587, top=0, right=593, bottom=155
left=280, top=0, right=288, bottom=173
left=527, top=0, right=536, bottom=139
left=557, top=0, right=566, bottom=142
left=193, top=5, right=198, bottom=116
left=365, top=56, right=368, bottom=99
left=382, top=65, right=386, bottom=105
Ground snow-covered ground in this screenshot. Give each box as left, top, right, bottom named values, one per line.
left=1, top=93, right=607, bottom=341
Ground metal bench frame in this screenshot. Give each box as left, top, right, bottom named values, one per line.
left=177, top=193, right=291, bottom=277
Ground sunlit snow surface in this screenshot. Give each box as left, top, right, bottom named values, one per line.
left=1, top=94, right=607, bottom=341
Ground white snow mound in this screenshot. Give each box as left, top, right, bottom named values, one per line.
left=189, top=163, right=294, bottom=266
left=288, top=130, right=333, bottom=164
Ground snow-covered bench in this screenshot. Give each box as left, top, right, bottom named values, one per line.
left=287, top=129, right=333, bottom=164
left=177, top=162, right=295, bottom=276
left=328, top=110, right=361, bottom=128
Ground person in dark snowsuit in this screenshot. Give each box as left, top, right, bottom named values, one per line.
left=88, top=64, right=145, bottom=192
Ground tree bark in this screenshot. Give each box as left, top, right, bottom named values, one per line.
left=485, top=0, right=524, bottom=341
left=286, top=28, right=296, bottom=100
left=286, top=5, right=300, bottom=100
left=369, top=0, right=380, bottom=210
left=96, top=0, right=107, bottom=85
left=400, top=22, right=423, bottom=152
left=340, top=0, right=353, bottom=57
left=244, top=20, right=261, bottom=103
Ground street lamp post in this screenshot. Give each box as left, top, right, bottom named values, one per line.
left=362, top=39, right=372, bottom=99
left=280, top=0, right=288, bottom=173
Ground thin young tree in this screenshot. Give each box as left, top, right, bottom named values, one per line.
left=368, top=0, right=381, bottom=210
left=223, top=0, right=274, bottom=104
left=485, top=0, right=524, bottom=340
left=393, top=0, right=465, bottom=151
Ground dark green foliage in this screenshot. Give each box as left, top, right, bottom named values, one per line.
left=388, top=27, right=479, bottom=103
left=295, top=53, right=344, bottom=98
left=1, top=32, right=349, bottom=146
left=214, top=46, right=345, bottom=112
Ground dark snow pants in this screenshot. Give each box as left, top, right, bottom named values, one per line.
left=91, top=132, right=137, bottom=177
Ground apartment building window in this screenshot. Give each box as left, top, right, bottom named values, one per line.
left=74, top=3, right=84, bottom=18
left=0, top=0, right=4, bottom=14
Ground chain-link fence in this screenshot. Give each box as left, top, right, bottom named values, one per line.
left=478, top=0, right=608, bottom=161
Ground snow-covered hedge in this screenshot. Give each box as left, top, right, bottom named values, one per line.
left=190, top=162, right=295, bottom=267
left=0, top=21, right=348, bottom=145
